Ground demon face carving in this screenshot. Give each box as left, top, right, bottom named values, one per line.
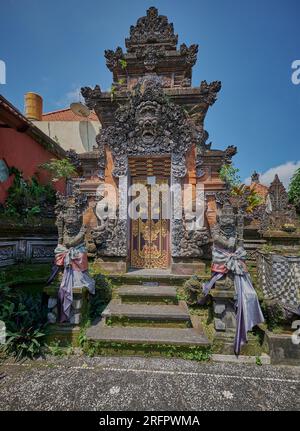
left=135, top=101, right=161, bottom=145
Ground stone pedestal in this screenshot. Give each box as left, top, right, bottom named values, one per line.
left=44, top=285, right=90, bottom=346
left=94, top=257, right=128, bottom=274
left=211, top=280, right=236, bottom=332
left=264, top=330, right=300, bottom=365
left=171, top=258, right=206, bottom=275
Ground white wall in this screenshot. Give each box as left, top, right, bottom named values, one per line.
left=33, top=121, right=100, bottom=153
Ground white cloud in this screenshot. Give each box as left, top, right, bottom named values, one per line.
left=55, top=87, right=82, bottom=108
left=245, top=161, right=300, bottom=188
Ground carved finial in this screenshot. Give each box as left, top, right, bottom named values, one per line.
left=125, top=7, right=178, bottom=52
left=251, top=171, right=260, bottom=184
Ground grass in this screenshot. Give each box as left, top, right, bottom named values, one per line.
left=105, top=316, right=192, bottom=328
left=83, top=340, right=212, bottom=362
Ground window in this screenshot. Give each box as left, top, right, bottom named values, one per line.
left=0, top=160, right=9, bottom=183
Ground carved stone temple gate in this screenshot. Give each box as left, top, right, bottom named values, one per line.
left=80, top=7, right=236, bottom=274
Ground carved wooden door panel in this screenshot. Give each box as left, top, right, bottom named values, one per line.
left=130, top=178, right=170, bottom=269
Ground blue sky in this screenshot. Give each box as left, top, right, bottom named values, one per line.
left=1, top=0, right=299, bottom=185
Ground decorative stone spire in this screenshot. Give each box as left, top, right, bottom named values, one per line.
left=268, top=174, right=289, bottom=211
left=125, top=6, right=178, bottom=52
left=251, top=171, right=260, bottom=184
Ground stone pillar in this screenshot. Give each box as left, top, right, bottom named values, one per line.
left=44, top=286, right=90, bottom=326
left=210, top=279, right=237, bottom=354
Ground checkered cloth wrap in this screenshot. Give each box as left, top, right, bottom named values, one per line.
left=257, top=252, right=300, bottom=311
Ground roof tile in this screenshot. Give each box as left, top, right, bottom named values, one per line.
left=42, top=108, right=98, bottom=121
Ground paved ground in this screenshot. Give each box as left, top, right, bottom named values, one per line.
left=0, top=355, right=300, bottom=411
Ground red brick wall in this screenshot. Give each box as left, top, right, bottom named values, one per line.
left=0, top=128, right=65, bottom=204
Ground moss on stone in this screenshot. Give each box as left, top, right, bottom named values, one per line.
left=83, top=340, right=212, bottom=362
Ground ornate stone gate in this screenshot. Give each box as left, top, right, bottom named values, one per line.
left=81, top=7, right=235, bottom=273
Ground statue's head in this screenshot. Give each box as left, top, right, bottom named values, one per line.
left=65, top=206, right=79, bottom=226
left=136, top=101, right=161, bottom=145
left=217, top=202, right=236, bottom=237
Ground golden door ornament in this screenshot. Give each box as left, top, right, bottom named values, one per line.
left=130, top=177, right=170, bottom=269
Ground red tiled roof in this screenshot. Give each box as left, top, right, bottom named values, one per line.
left=42, top=108, right=99, bottom=121
left=249, top=182, right=269, bottom=199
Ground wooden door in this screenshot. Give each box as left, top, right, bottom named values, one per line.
left=130, top=177, right=170, bottom=269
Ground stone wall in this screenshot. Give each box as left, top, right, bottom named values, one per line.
left=0, top=235, right=56, bottom=267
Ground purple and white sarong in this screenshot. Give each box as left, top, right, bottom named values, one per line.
left=203, top=246, right=264, bottom=355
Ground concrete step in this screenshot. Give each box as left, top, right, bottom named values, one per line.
left=102, top=299, right=191, bottom=326
left=108, top=273, right=202, bottom=287
left=118, top=285, right=178, bottom=303
left=86, top=320, right=210, bottom=346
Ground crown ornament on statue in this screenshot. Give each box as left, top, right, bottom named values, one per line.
left=217, top=202, right=236, bottom=224
left=55, top=182, right=88, bottom=221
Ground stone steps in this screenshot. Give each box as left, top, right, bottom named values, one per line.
left=86, top=320, right=209, bottom=346
left=86, top=278, right=210, bottom=357
left=102, top=299, right=191, bottom=326
left=108, top=273, right=201, bottom=286
left=117, top=285, right=178, bottom=304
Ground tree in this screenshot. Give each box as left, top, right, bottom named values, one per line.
left=219, top=164, right=241, bottom=188
left=219, top=164, right=262, bottom=213
left=40, top=158, right=77, bottom=182
left=288, top=167, right=300, bottom=211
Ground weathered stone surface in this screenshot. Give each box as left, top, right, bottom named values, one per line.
left=1, top=356, right=299, bottom=411
left=48, top=298, right=57, bottom=309
left=87, top=321, right=209, bottom=346
left=102, top=299, right=190, bottom=322
left=47, top=312, right=57, bottom=324
left=72, top=299, right=82, bottom=310
left=69, top=313, right=81, bottom=325
left=118, top=285, right=177, bottom=300
left=265, top=330, right=300, bottom=365
left=171, top=261, right=206, bottom=275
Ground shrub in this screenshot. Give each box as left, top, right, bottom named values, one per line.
left=89, top=274, right=113, bottom=320
left=0, top=285, right=47, bottom=360
left=40, top=158, right=78, bottom=182
left=2, top=168, right=56, bottom=220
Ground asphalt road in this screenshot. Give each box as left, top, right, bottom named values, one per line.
left=0, top=355, right=299, bottom=411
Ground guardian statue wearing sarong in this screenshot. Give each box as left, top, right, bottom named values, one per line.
left=203, top=202, right=264, bottom=354
left=48, top=184, right=95, bottom=322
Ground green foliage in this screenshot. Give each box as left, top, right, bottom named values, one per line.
left=219, top=164, right=263, bottom=213
left=231, top=184, right=263, bottom=213
left=40, top=158, right=77, bottom=182
left=119, top=59, right=127, bottom=70
left=288, top=167, right=300, bottom=210
left=2, top=168, right=56, bottom=220
left=82, top=340, right=212, bottom=362
left=47, top=340, right=74, bottom=357
left=5, top=327, right=45, bottom=360
left=260, top=300, right=294, bottom=332
left=89, top=274, right=113, bottom=320
left=0, top=284, right=47, bottom=360
left=219, top=164, right=241, bottom=188
left=110, top=78, right=126, bottom=101
left=183, top=275, right=208, bottom=306
left=110, top=85, right=117, bottom=101
left=255, top=356, right=262, bottom=366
